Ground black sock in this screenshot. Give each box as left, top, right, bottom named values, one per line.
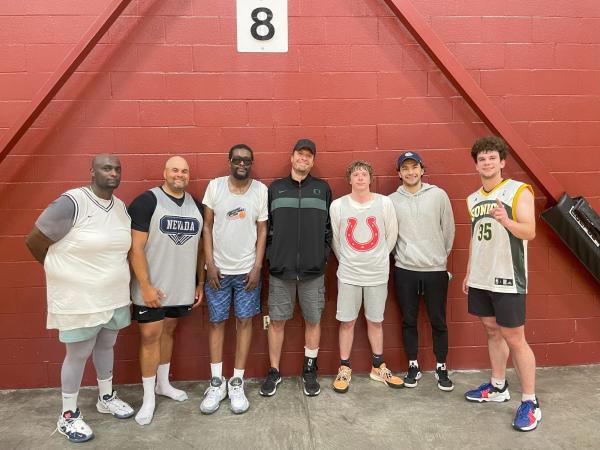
left=340, top=359, right=351, bottom=368
left=304, top=356, right=317, bottom=372
left=372, top=354, right=384, bottom=368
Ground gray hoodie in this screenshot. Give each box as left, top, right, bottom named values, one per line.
left=388, top=183, right=455, bottom=272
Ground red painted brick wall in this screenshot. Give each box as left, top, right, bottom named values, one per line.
left=0, top=0, right=599, bottom=388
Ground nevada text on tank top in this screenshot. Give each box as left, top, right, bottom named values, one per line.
left=131, top=187, right=203, bottom=307
left=467, top=179, right=533, bottom=294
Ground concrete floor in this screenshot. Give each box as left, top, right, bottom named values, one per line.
left=1, top=365, right=599, bottom=449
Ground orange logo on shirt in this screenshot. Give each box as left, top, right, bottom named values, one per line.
left=227, top=207, right=247, bottom=220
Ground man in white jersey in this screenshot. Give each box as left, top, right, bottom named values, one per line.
left=129, top=156, right=205, bottom=425
left=25, top=154, right=134, bottom=443
left=200, top=144, right=268, bottom=415
left=462, top=136, right=540, bottom=431
left=330, top=160, right=403, bottom=393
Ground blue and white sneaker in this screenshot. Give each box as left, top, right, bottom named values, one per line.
left=55, top=409, right=94, bottom=443
left=513, top=398, right=542, bottom=431
left=96, top=391, right=135, bottom=419
left=465, top=381, right=510, bottom=402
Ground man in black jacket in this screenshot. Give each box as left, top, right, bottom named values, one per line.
left=259, top=139, right=332, bottom=397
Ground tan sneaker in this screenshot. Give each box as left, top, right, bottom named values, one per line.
left=370, top=363, right=404, bottom=389
left=332, top=366, right=352, bottom=393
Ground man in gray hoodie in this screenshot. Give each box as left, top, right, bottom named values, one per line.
left=389, top=151, right=455, bottom=391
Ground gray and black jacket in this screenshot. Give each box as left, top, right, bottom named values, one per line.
left=267, top=174, right=332, bottom=280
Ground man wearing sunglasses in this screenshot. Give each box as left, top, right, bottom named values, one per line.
left=200, top=144, right=268, bottom=415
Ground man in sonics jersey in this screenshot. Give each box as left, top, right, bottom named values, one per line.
left=462, top=136, right=540, bottom=432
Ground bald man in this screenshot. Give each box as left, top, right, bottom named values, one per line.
left=129, top=156, right=205, bottom=425
left=26, top=154, right=134, bottom=443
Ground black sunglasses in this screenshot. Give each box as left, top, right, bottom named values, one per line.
left=231, top=156, right=253, bottom=165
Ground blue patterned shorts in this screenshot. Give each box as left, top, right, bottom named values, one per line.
left=205, top=274, right=261, bottom=322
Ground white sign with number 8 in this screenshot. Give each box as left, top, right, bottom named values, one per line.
left=236, top=0, right=288, bottom=52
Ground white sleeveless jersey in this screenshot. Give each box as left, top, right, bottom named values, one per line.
left=336, top=194, right=391, bottom=286
left=44, top=187, right=131, bottom=315
left=131, top=188, right=203, bottom=307
left=466, top=179, right=533, bottom=294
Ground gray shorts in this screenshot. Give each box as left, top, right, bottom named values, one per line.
left=336, top=281, right=388, bottom=323
left=268, top=275, right=325, bottom=324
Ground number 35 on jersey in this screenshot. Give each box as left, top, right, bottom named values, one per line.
left=237, top=0, right=288, bottom=52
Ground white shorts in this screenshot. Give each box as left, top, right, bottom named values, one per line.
left=335, top=281, right=388, bottom=323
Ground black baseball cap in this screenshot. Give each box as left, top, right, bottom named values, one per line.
left=396, top=151, right=423, bottom=170
left=293, top=138, right=316, bottom=155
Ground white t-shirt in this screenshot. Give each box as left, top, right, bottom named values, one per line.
left=203, top=176, right=268, bottom=274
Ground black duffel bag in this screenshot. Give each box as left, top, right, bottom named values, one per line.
left=541, top=193, right=600, bottom=284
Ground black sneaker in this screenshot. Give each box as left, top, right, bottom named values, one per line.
left=404, top=364, right=422, bottom=388
left=302, top=357, right=320, bottom=396
left=302, top=369, right=320, bottom=396
left=259, top=367, right=282, bottom=397
left=435, top=365, right=454, bottom=392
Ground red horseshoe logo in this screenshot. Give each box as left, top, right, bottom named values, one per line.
left=345, top=216, right=379, bottom=252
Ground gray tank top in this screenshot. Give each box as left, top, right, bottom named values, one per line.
left=131, top=187, right=203, bottom=307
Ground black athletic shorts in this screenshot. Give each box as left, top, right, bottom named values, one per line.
left=132, top=304, right=193, bottom=323
left=467, top=287, right=526, bottom=328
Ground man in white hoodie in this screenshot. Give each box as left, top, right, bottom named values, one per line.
left=389, top=151, right=455, bottom=391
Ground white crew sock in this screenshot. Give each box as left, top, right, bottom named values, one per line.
left=155, top=363, right=187, bottom=401
left=135, top=376, right=156, bottom=426
left=491, top=377, right=506, bottom=389
left=62, top=392, right=78, bottom=414
left=436, top=363, right=446, bottom=370
left=232, top=368, right=245, bottom=380
left=210, top=362, right=223, bottom=379
left=97, top=377, right=113, bottom=399
left=522, top=393, right=537, bottom=403
left=409, top=360, right=419, bottom=368
left=304, top=347, right=319, bottom=358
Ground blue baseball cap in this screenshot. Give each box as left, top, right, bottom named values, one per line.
left=396, top=151, right=423, bottom=170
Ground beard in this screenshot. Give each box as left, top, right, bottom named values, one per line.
left=231, top=168, right=250, bottom=180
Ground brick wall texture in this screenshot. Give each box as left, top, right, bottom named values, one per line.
left=0, top=0, right=599, bottom=388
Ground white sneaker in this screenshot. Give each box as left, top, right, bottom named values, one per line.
left=200, top=377, right=227, bottom=414
left=96, top=391, right=135, bottom=419
left=228, top=377, right=249, bottom=414
left=55, top=409, right=94, bottom=443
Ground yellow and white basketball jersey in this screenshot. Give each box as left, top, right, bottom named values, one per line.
left=467, top=179, right=533, bottom=294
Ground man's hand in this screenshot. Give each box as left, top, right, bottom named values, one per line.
left=244, top=266, right=261, bottom=291
left=193, top=283, right=205, bottom=308
left=490, top=198, right=509, bottom=226
left=462, top=276, right=469, bottom=295
left=207, top=262, right=223, bottom=290
left=141, top=285, right=165, bottom=308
